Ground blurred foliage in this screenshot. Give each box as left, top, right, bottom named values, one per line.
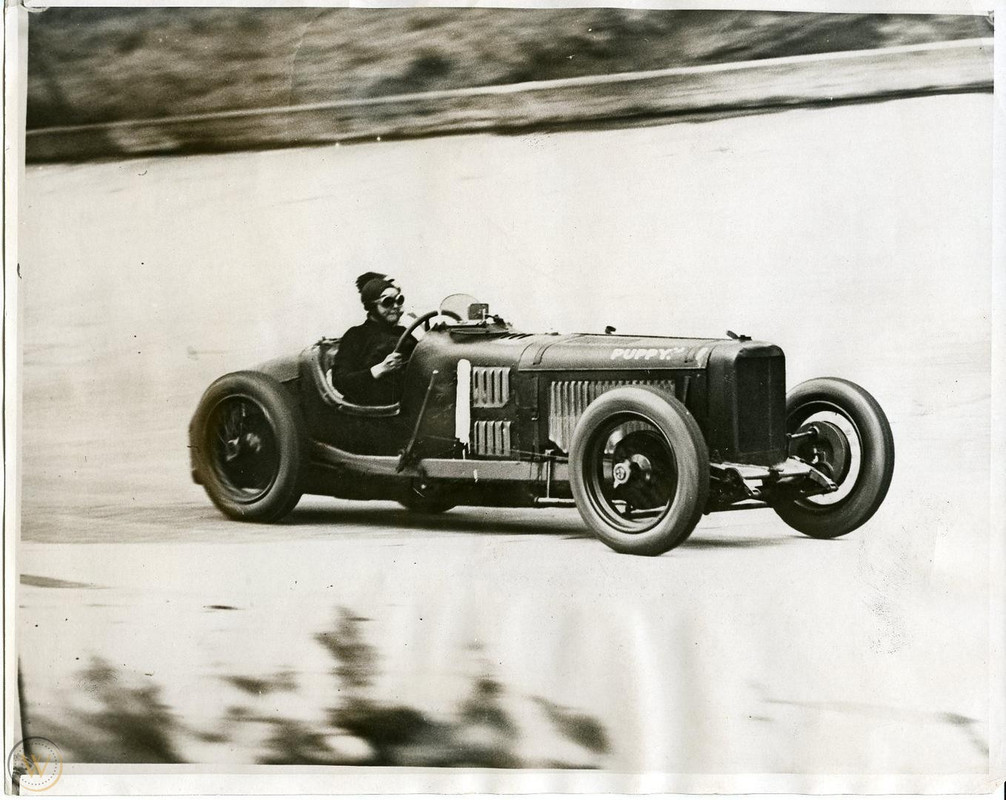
left=310, top=608, right=527, bottom=767
left=23, top=608, right=610, bottom=767
left=315, top=610, right=377, bottom=693
left=26, top=658, right=184, bottom=763
left=534, top=696, right=610, bottom=757
left=26, top=8, right=991, bottom=128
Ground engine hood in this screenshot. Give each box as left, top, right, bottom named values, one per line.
left=521, top=333, right=723, bottom=372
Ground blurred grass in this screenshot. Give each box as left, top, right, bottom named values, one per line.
left=27, top=8, right=992, bottom=128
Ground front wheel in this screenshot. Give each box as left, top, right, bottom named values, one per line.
left=569, top=387, right=709, bottom=556
left=192, top=371, right=305, bottom=522
left=772, top=378, right=894, bottom=539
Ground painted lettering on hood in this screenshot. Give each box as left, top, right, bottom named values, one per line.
left=610, top=347, right=688, bottom=361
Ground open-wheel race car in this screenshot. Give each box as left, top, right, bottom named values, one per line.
left=189, top=295, right=895, bottom=556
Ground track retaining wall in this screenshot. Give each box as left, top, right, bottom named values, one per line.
left=24, top=37, right=994, bottom=162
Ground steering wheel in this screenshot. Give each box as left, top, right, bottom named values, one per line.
left=393, top=309, right=463, bottom=354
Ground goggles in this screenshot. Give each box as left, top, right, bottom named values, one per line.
left=378, top=294, right=405, bottom=309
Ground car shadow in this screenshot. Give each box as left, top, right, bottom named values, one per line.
left=283, top=503, right=587, bottom=538
left=284, top=503, right=808, bottom=550
left=683, top=533, right=805, bottom=550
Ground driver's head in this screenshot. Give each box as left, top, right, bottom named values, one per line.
left=356, top=272, right=403, bottom=325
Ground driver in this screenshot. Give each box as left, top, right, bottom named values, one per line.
left=331, top=272, right=417, bottom=405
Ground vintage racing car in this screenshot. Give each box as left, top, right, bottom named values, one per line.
left=189, top=295, right=895, bottom=556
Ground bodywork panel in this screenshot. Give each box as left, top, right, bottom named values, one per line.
left=255, top=354, right=301, bottom=384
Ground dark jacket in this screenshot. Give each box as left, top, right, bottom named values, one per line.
left=331, top=316, right=417, bottom=405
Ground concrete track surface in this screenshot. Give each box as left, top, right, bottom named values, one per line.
left=15, top=94, right=995, bottom=789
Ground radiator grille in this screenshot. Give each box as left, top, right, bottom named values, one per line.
left=472, top=367, right=510, bottom=408
left=473, top=420, right=512, bottom=457
left=549, top=380, right=678, bottom=452
left=735, top=355, right=786, bottom=454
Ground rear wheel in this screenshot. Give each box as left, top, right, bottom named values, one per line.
left=193, top=372, right=305, bottom=522
left=569, top=387, right=709, bottom=556
left=772, top=378, right=894, bottom=538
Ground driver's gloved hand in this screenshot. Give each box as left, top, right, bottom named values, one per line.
left=371, top=351, right=404, bottom=379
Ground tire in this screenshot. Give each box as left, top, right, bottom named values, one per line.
left=192, top=371, right=305, bottom=522
left=569, top=387, right=709, bottom=556
left=772, top=378, right=894, bottom=539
